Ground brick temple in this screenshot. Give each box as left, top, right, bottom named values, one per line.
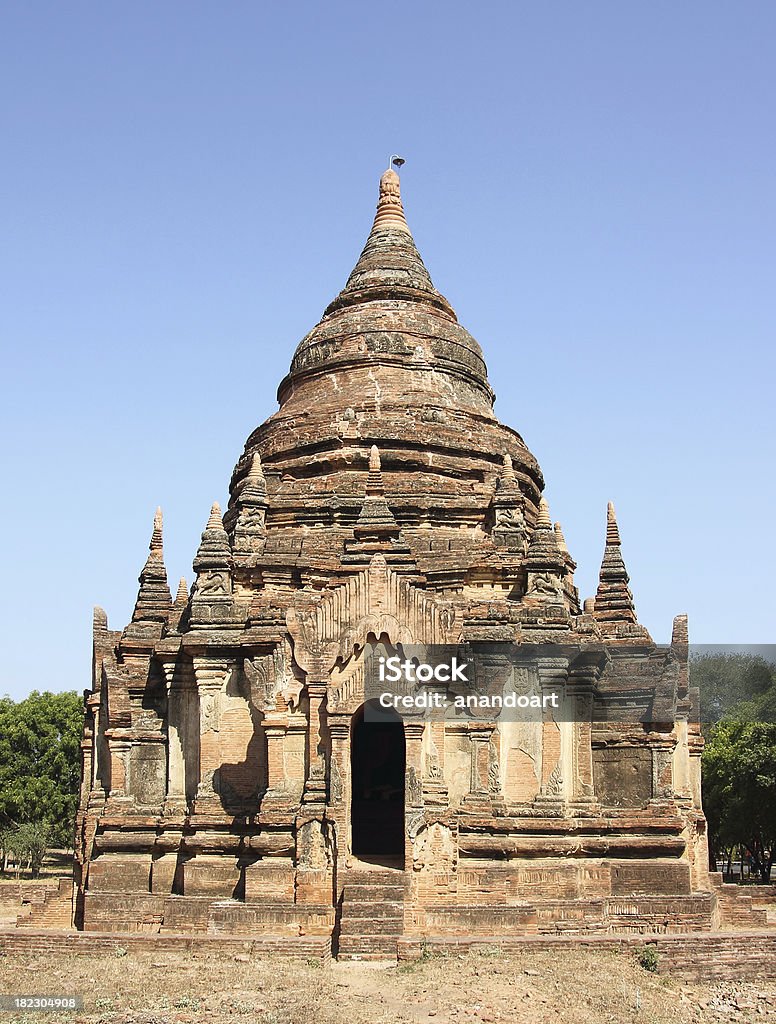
left=75, top=167, right=714, bottom=955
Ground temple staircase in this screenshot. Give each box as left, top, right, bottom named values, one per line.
left=15, top=878, right=73, bottom=929
left=336, top=867, right=406, bottom=960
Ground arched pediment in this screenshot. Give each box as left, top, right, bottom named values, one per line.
left=286, top=554, right=461, bottom=679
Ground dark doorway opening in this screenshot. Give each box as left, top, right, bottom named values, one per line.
left=351, top=700, right=405, bottom=858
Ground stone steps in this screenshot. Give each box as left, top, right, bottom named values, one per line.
left=342, top=902, right=403, bottom=920
left=339, top=916, right=403, bottom=935
left=336, top=869, right=406, bottom=960
left=16, top=880, right=73, bottom=930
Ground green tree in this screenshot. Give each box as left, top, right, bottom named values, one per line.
left=0, top=690, right=83, bottom=850
left=692, top=652, right=775, bottom=728
left=702, top=719, right=776, bottom=881
left=1, top=823, right=50, bottom=877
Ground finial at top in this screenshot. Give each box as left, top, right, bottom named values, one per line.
left=554, top=521, right=570, bottom=555
left=369, top=444, right=382, bottom=472
left=536, top=497, right=552, bottom=530
left=206, top=502, right=223, bottom=530
left=149, top=506, right=163, bottom=553
left=372, top=163, right=410, bottom=234
left=247, top=451, right=263, bottom=479
left=606, top=501, right=622, bottom=546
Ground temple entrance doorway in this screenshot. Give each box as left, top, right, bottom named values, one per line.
left=350, top=699, right=405, bottom=860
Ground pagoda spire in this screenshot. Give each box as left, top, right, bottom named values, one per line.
left=130, top=507, right=172, bottom=624
left=323, top=167, right=456, bottom=318
left=592, top=502, right=638, bottom=624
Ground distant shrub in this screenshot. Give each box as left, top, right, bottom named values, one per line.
left=637, top=945, right=659, bottom=972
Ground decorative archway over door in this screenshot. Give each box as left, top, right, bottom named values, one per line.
left=350, top=699, right=405, bottom=859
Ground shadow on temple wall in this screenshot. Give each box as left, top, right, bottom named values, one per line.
left=211, top=678, right=269, bottom=816
left=212, top=725, right=267, bottom=817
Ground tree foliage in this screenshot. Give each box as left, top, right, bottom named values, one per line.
left=0, top=690, right=83, bottom=850
left=1, top=822, right=50, bottom=877
left=693, top=652, right=775, bottom=728
left=693, top=653, right=776, bottom=881
left=702, top=719, right=776, bottom=881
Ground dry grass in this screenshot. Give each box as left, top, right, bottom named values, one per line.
left=0, top=945, right=774, bottom=1024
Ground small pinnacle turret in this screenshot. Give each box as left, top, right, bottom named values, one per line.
left=175, top=576, right=188, bottom=605
left=194, top=502, right=232, bottom=570
left=130, top=507, right=172, bottom=625
left=191, top=502, right=233, bottom=625
left=491, top=453, right=526, bottom=552
left=242, top=451, right=267, bottom=502
left=355, top=445, right=399, bottom=534
left=523, top=498, right=565, bottom=572
left=169, top=576, right=190, bottom=632
left=554, top=522, right=576, bottom=571
left=150, top=507, right=163, bottom=553
left=343, top=445, right=418, bottom=575
left=496, top=453, right=520, bottom=494
left=232, top=452, right=268, bottom=559
left=593, top=502, right=638, bottom=625
left=206, top=502, right=224, bottom=531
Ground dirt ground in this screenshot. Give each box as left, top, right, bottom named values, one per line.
left=0, top=946, right=774, bottom=1024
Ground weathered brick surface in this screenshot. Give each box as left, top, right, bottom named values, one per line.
left=397, top=930, right=776, bottom=982
left=0, top=927, right=331, bottom=962
left=72, top=168, right=714, bottom=956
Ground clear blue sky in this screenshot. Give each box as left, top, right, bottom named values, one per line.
left=1, top=3, right=774, bottom=700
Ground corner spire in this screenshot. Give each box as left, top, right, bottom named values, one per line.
left=491, top=453, right=526, bottom=551
left=593, top=502, right=638, bottom=625
left=606, top=501, right=621, bottom=545
left=169, top=576, right=190, bottom=632
left=130, top=507, right=172, bottom=626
